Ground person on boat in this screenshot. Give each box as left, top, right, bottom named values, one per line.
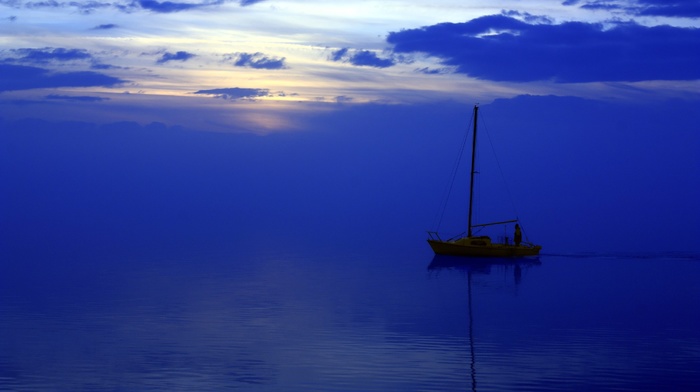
left=514, top=224, right=522, bottom=246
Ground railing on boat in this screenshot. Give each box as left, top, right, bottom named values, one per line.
left=428, top=219, right=519, bottom=243
left=427, top=231, right=443, bottom=241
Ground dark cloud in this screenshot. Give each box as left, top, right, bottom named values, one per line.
left=568, top=1, right=700, bottom=18
left=329, top=48, right=395, bottom=68
left=8, top=47, right=92, bottom=63
left=193, top=87, right=270, bottom=100
left=45, top=94, right=109, bottom=102
left=637, top=0, right=700, bottom=17
left=387, top=15, right=700, bottom=83
left=137, top=0, right=223, bottom=13
left=90, top=63, right=120, bottom=70
left=329, top=48, right=348, bottom=62
left=74, top=0, right=112, bottom=13
left=156, top=51, right=196, bottom=64
left=2, top=47, right=118, bottom=71
left=349, top=50, right=395, bottom=68
left=225, top=52, right=286, bottom=69
left=0, top=63, right=125, bottom=92
left=93, top=23, right=119, bottom=30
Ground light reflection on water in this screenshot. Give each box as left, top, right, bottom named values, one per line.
left=1, top=250, right=699, bottom=391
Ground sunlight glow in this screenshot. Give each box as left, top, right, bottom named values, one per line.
left=1, top=0, right=698, bottom=132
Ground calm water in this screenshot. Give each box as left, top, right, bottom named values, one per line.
left=2, top=123, right=699, bottom=390
left=1, top=245, right=698, bottom=391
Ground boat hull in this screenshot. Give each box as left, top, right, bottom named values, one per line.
left=428, top=239, right=541, bottom=258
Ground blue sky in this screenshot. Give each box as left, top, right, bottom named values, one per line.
left=1, top=0, right=698, bottom=129
left=1, top=0, right=699, bottom=253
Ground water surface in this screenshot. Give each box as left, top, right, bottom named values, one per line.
left=2, top=247, right=698, bottom=391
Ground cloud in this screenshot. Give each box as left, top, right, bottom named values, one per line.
left=92, top=23, right=119, bottom=30
left=567, top=1, right=700, bottom=18
left=1, top=0, right=112, bottom=14
left=415, top=67, right=449, bottom=75
left=2, top=47, right=118, bottom=71
left=137, top=0, right=223, bottom=13
left=90, top=63, right=120, bottom=70
left=0, top=0, right=259, bottom=13
left=156, top=51, right=196, bottom=64
left=386, top=15, right=700, bottom=83
left=335, top=95, right=353, bottom=103
left=329, top=48, right=395, bottom=68
left=0, top=63, right=125, bottom=92
left=45, top=94, right=109, bottom=102
left=6, top=47, right=92, bottom=63
left=637, top=0, right=700, bottom=17
left=193, top=87, right=270, bottom=100
left=225, top=52, right=286, bottom=69
left=329, top=48, right=348, bottom=62
left=501, top=9, right=554, bottom=24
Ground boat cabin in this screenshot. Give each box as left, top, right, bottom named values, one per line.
left=453, top=236, right=492, bottom=246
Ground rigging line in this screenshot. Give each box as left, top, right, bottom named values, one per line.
left=432, top=114, right=473, bottom=232
left=434, top=122, right=471, bottom=231
left=480, top=112, right=537, bottom=243
left=520, top=224, right=532, bottom=243
left=479, top=110, right=522, bottom=224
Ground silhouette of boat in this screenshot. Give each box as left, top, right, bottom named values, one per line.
left=427, top=105, right=541, bottom=257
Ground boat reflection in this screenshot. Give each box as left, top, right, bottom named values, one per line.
left=428, top=255, right=541, bottom=283
left=427, top=255, right=542, bottom=391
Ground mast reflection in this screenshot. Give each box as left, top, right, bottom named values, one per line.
left=428, top=256, right=541, bottom=391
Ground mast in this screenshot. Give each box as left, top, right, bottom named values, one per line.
left=467, top=105, right=478, bottom=237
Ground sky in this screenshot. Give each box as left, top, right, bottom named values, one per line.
left=1, top=0, right=699, bottom=254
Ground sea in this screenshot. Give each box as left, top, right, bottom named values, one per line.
left=1, top=245, right=699, bottom=391
left=1, top=121, right=699, bottom=391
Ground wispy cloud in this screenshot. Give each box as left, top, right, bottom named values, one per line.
left=567, top=0, right=700, bottom=18
left=156, top=51, right=196, bottom=64
left=225, top=52, right=287, bottom=70
left=0, top=0, right=112, bottom=14
left=193, top=87, right=270, bottom=100
left=45, top=94, right=109, bottom=102
left=0, top=0, right=261, bottom=13
left=415, top=67, right=450, bottom=75
left=387, top=14, right=700, bottom=83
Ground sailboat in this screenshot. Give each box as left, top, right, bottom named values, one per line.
left=427, top=105, right=542, bottom=257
